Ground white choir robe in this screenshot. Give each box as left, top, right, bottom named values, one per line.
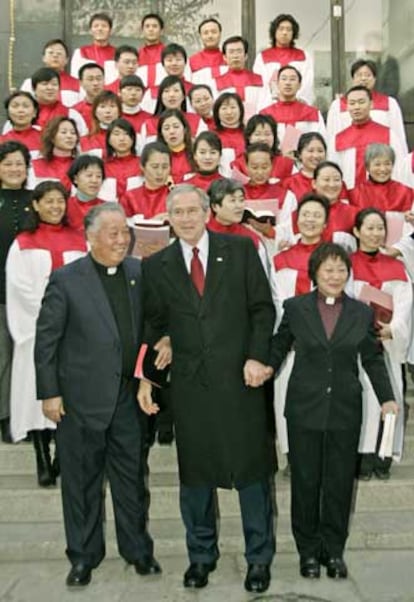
left=351, top=258, right=412, bottom=460
left=211, top=69, right=268, bottom=119
left=253, top=46, right=314, bottom=105
left=326, top=92, right=408, bottom=155
left=397, top=152, right=414, bottom=189
left=6, top=245, right=86, bottom=441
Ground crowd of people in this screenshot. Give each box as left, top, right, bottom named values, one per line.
left=0, top=8, right=412, bottom=595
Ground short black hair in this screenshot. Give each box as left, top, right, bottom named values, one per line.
left=42, top=38, right=69, bottom=57
left=120, top=75, right=145, bottom=90
left=313, top=160, right=343, bottom=181
left=26, top=180, right=69, bottom=231
left=308, top=242, right=351, bottom=285
left=161, top=43, right=187, bottom=64
left=345, top=85, right=372, bottom=101
left=89, top=12, right=113, bottom=29
left=297, top=132, right=327, bottom=157
left=297, top=193, right=330, bottom=222
left=31, top=67, right=60, bottom=89
left=141, top=13, right=164, bottom=29
left=350, top=59, right=377, bottom=78
left=67, top=154, right=105, bottom=184
left=244, top=114, right=279, bottom=155
left=245, top=142, right=273, bottom=161
left=222, top=35, right=248, bottom=55
left=198, top=18, right=222, bottom=33
left=0, top=140, right=31, bottom=168
left=4, top=91, right=39, bottom=125
left=78, top=62, right=104, bottom=80
left=115, top=45, right=138, bottom=62
left=208, top=177, right=244, bottom=210
left=213, top=92, right=244, bottom=130
left=105, top=118, right=136, bottom=158
left=188, top=84, right=213, bottom=102
left=278, top=64, right=302, bottom=83
left=354, top=207, right=387, bottom=234
left=193, top=130, right=222, bottom=155
left=269, top=14, right=299, bottom=47
left=141, top=141, right=171, bottom=167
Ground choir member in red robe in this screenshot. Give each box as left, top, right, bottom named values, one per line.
left=119, top=75, right=151, bottom=150
left=254, top=13, right=314, bottom=104
left=282, top=132, right=326, bottom=202
left=79, top=91, right=121, bottom=157
left=185, top=131, right=223, bottom=190
left=351, top=208, right=412, bottom=477
left=70, top=12, right=116, bottom=84
left=213, top=92, right=245, bottom=176
left=260, top=65, right=326, bottom=141
left=121, top=141, right=170, bottom=219
left=271, top=193, right=329, bottom=457
left=142, top=76, right=206, bottom=145
left=214, top=36, right=264, bottom=118
left=103, top=118, right=141, bottom=202
left=189, top=85, right=215, bottom=130
left=1, top=92, right=41, bottom=159
left=6, top=181, right=87, bottom=484
left=104, top=45, right=139, bottom=94
left=327, top=59, right=408, bottom=153
left=189, top=18, right=227, bottom=86
left=157, top=109, right=194, bottom=185
left=231, top=114, right=295, bottom=181
left=31, top=68, right=68, bottom=130
left=349, top=143, right=414, bottom=215
left=21, top=39, right=80, bottom=108
left=136, top=13, right=166, bottom=88
left=66, top=155, right=105, bottom=230
left=31, top=116, right=79, bottom=191
left=328, top=86, right=405, bottom=189
left=72, top=63, right=105, bottom=133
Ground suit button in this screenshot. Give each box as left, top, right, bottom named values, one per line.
left=327, top=386, right=332, bottom=394
left=328, top=368, right=332, bottom=373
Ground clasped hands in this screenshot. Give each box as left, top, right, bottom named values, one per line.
left=243, top=359, right=274, bottom=388
left=137, top=336, right=172, bottom=415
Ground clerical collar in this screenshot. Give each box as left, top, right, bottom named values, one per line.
left=91, top=255, right=120, bottom=276
left=317, top=290, right=343, bottom=306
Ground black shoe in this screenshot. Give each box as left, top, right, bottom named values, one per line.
left=183, top=562, right=216, bottom=588
left=300, top=556, right=320, bottom=578
left=374, top=468, right=390, bottom=480
left=32, top=430, right=56, bottom=487
left=244, top=564, right=271, bottom=593
left=66, top=563, right=92, bottom=587
left=0, top=418, right=13, bottom=444
left=325, top=557, right=348, bottom=579
left=157, top=428, right=174, bottom=445
left=357, top=471, right=372, bottom=481
left=134, top=557, right=162, bottom=575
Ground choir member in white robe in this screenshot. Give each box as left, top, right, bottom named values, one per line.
left=326, top=59, right=408, bottom=154
left=253, top=14, right=314, bottom=104
left=188, top=18, right=227, bottom=87
left=271, top=193, right=329, bottom=454
left=275, top=161, right=357, bottom=254
left=70, top=13, right=116, bottom=85
left=6, top=181, right=87, bottom=485
left=327, top=86, right=405, bottom=190
left=212, top=36, right=266, bottom=119
left=351, top=208, right=412, bottom=476
left=260, top=66, right=326, bottom=142
left=0, top=92, right=41, bottom=160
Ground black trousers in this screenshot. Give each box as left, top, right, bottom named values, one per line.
left=56, top=379, right=153, bottom=567
left=179, top=479, right=275, bottom=565
left=287, top=425, right=360, bottom=559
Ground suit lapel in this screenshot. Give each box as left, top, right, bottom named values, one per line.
left=161, top=239, right=198, bottom=304
left=201, top=233, right=228, bottom=308
left=301, top=291, right=329, bottom=347
left=329, top=294, right=354, bottom=345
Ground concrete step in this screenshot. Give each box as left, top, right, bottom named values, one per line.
left=0, top=510, right=413, bottom=562
left=0, top=464, right=414, bottom=523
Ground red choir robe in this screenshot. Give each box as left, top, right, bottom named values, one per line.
left=207, top=214, right=260, bottom=249
left=72, top=99, right=94, bottom=132
left=348, top=179, right=414, bottom=212
left=136, top=43, right=165, bottom=88
left=35, top=101, right=68, bottom=130
left=274, top=240, right=318, bottom=296
left=0, top=127, right=42, bottom=158
left=70, top=44, right=116, bottom=83
left=244, top=181, right=285, bottom=201
left=79, top=129, right=106, bottom=157
left=121, top=184, right=169, bottom=218
left=281, top=171, right=350, bottom=205
left=103, top=154, right=142, bottom=201
left=260, top=99, right=326, bottom=140
left=253, top=46, right=314, bottom=104
left=66, top=195, right=105, bottom=230
left=189, top=48, right=227, bottom=85
left=184, top=171, right=223, bottom=190
left=231, top=152, right=295, bottom=181
left=169, top=149, right=193, bottom=184
left=122, top=108, right=152, bottom=134
left=214, top=68, right=264, bottom=116
left=31, top=155, right=74, bottom=190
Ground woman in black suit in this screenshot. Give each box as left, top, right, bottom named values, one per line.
left=268, top=242, right=398, bottom=580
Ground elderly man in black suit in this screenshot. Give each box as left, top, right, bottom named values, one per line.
left=35, top=203, right=164, bottom=587
left=138, top=184, right=276, bottom=594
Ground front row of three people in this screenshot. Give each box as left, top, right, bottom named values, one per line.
left=34, top=185, right=397, bottom=593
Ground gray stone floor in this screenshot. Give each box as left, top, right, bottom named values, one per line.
left=1, top=550, right=414, bottom=602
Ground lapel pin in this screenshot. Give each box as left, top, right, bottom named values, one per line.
left=216, top=257, right=223, bottom=262
left=130, top=279, right=136, bottom=286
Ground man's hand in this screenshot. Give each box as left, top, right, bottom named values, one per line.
left=243, top=359, right=273, bottom=387
left=137, top=379, right=160, bottom=415
left=154, top=336, right=172, bottom=369
left=381, top=400, right=399, bottom=419
left=377, top=321, right=393, bottom=341
left=42, top=396, right=65, bottom=423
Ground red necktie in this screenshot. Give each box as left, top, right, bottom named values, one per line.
left=190, top=247, right=205, bottom=296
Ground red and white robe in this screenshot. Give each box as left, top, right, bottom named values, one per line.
left=121, top=184, right=169, bottom=219
left=260, top=99, right=327, bottom=141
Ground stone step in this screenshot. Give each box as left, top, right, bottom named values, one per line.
left=0, top=464, right=414, bottom=523
left=0, top=510, right=413, bottom=562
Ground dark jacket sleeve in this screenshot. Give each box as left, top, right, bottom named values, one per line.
left=268, top=300, right=295, bottom=372
left=142, top=257, right=170, bottom=345
left=34, top=272, right=68, bottom=399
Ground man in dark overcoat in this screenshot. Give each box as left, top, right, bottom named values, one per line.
left=138, top=184, right=276, bottom=593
